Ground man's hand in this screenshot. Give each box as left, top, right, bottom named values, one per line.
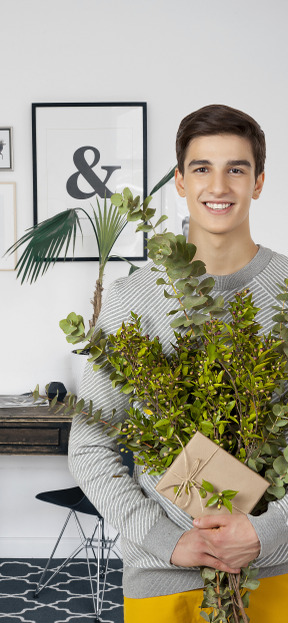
left=170, top=514, right=260, bottom=572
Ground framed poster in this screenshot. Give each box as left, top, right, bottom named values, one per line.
left=0, top=182, right=17, bottom=270
left=32, top=102, right=147, bottom=260
left=0, top=128, right=13, bottom=170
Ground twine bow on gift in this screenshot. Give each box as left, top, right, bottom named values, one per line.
left=161, top=439, right=220, bottom=511
left=172, top=457, right=202, bottom=509
left=159, top=438, right=245, bottom=515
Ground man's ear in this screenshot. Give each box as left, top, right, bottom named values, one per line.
left=252, top=171, right=265, bottom=200
left=175, top=168, right=186, bottom=197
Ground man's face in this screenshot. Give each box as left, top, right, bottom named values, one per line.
left=175, top=134, right=265, bottom=239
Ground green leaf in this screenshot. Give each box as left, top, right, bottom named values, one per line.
left=199, top=488, right=207, bottom=498
left=201, top=567, right=217, bottom=580
left=205, top=494, right=219, bottom=507
left=75, top=398, right=85, bottom=414
left=93, top=409, right=103, bottom=422
left=50, top=394, right=58, bottom=408
left=283, top=446, right=288, bottom=461
left=170, top=315, right=189, bottom=329
left=242, top=579, right=260, bottom=591
left=149, top=166, right=176, bottom=195
left=110, top=193, right=123, bottom=206
left=267, top=484, right=286, bottom=498
left=191, top=312, right=209, bottom=325
left=154, top=418, right=170, bottom=428
left=222, top=498, right=233, bottom=513
left=201, top=479, right=214, bottom=493
left=182, top=295, right=208, bottom=310
left=273, top=455, right=288, bottom=475
left=136, top=223, right=153, bottom=232
left=155, top=214, right=169, bottom=228
left=33, top=385, right=40, bottom=402
left=121, top=383, right=134, bottom=395
left=221, top=489, right=238, bottom=499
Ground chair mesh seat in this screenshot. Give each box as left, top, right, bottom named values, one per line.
left=36, top=486, right=102, bottom=517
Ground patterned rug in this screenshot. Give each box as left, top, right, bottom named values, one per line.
left=0, top=559, right=124, bottom=623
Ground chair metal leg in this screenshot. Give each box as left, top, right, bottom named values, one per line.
left=34, top=509, right=75, bottom=596
left=34, top=508, right=119, bottom=622
left=34, top=509, right=93, bottom=596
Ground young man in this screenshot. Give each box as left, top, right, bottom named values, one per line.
left=69, top=105, right=288, bottom=622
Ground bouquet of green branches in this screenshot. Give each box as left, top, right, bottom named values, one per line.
left=49, top=188, right=288, bottom=622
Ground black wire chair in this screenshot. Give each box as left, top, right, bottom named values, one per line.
left=34, top=447, right=133, bottom=622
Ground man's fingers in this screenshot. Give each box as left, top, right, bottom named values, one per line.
left=201, top=555, right=241, bottom=574
left=193, top=515, right=228, bottom=530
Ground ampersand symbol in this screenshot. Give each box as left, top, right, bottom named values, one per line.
left=66, top=146, right=121, bottom=199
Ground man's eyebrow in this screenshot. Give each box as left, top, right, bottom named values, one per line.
left=227, top=159, right=252, bottom=168
left=187, top=159, right=211, bottom=168
left=187, top=159, right=252, bottom=169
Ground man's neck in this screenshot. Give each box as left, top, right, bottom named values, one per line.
left=188, top=228, right=258, bottom=276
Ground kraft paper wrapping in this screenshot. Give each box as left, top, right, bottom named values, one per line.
left=155, top=432, right=269, bottom=517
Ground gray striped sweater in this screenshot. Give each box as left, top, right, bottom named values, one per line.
left=68, top=245, right=288, bottom=598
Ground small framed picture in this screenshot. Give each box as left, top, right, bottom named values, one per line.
left=0, top=182, right=17, bottom=270
left=0, top=128, right=13, bottom=170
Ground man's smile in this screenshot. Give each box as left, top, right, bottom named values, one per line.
left=203, top=201, right=234, bottom=212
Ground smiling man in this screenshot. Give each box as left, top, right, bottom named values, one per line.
left=175, top=116, right=265, bottom=277
left=69, top=105, right=288, bottom=622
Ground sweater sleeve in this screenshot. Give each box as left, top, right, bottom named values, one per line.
left=248, top=488, right=288, bottom=562
left=68, top=278, right=186, bottom=564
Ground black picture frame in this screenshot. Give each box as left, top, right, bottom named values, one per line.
left=32, top=102, right=147, bottom=261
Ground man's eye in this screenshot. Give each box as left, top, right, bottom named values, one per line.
left=195, top=167, right=208, bottom=173
left=229, top=168, right=243, bottom=174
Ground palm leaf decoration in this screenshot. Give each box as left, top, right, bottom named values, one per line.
left=90, top=197, right=127, bottom=326
left=8, top=209, right=83, bottom=284
left=92, top=196, right=127, bottom=267
left=6, top=169, right=175, bottom=325
left=149, top=166, right=176, bottom=196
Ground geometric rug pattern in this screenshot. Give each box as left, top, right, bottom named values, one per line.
left=0, top=559, right=124, bottom=623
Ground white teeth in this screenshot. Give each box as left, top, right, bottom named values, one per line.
left=205, top=202, right=231, bottom=210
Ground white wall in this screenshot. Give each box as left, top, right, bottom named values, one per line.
left=1, top=0, right=288, bottom=556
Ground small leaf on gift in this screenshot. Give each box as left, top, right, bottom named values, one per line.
left=222, top=498, right=233, bottom=513
left=205, top=494, right=219, bottom=507
left=221, top=489, right=238, bottom=500
left=199, top=487, right=207, bottom=498
left=201, top=479, right=214, bottom=493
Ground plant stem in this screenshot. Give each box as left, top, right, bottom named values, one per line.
left=90, top=274, right=104, bottom=328
left=216, top=572, right=222, bottom=610
left=228, top=573, right=249, bottom=623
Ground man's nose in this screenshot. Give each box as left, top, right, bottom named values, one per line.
left=207, top=171, right=229, bottom=196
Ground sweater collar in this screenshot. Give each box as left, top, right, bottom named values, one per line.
left=205, top=245, right=273, bottom=292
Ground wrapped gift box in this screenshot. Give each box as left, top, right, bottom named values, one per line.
left=155, top=431, right=269, bottom=517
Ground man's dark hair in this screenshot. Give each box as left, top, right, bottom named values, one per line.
left=176, top=104, right=266, bottom=180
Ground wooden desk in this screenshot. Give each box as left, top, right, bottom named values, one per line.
left=0, top=406, right=72, bottom=455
